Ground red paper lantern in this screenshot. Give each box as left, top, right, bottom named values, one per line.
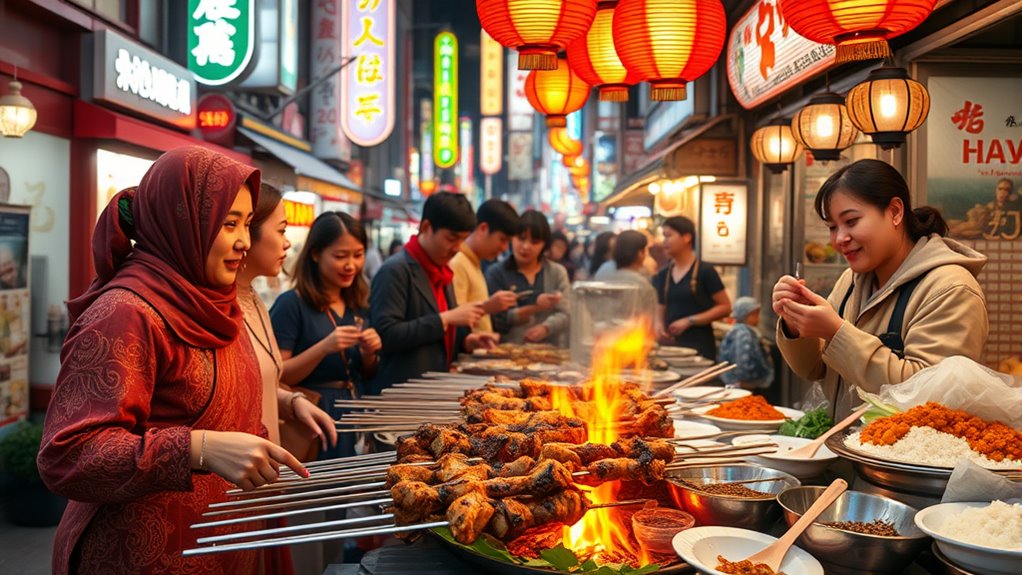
left=525, top=59, right=592, bottom=128
left=613, top=0, right=726, bottom=101
left=566, top=1, right=641, bottom=102
left=476, top=0, right=599, bottom=70
left=549, top=127, right=584, bottom=156
left=779, top=0, right=937, bottom=63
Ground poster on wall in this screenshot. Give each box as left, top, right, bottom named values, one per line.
left=927, top=77, right=1022, bottom=240
left=698, top=182, right=747, bottom=266
left=0, top=205, right=30, bottom=429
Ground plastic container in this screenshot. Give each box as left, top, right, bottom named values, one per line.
left=631, top=507, right=695, bottom=554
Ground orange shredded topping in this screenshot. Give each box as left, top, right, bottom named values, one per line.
left=707, top=395, right=785, bottom=421
left=860, top=402, right=1022, bottom=462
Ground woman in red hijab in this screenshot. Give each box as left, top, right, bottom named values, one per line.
left=39, top=146, right=306, bottom=574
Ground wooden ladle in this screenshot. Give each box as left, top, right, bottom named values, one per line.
left=741, top=478, right=848, bottom=572
left=785, top=405, right=870, bottom=459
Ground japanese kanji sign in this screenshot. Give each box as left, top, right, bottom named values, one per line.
left=434, top=31, right=460, bottom=169
left=187, top=0, right=254, bottom=86
left=480, top=30, right=503, bottom=117
left=507, top=51, right=533, bottom=132
left=699, top=182, right=748, bottom=265
left=927, top=77, right=1022, bottom=241
left=725, top=0, right=835, bottom=110
left=311, top=0, right=352, bottom=161
left=340, top=0, right=395, bottom=147
left=480, top=117, right=503, bottom=175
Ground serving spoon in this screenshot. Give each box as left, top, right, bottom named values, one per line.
left=785, top=405, right=869, bottom=459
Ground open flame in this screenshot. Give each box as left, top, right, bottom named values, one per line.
left=550, top=322, right=655, bottom=566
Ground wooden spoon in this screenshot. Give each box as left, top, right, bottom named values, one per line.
left=741, top=478, right=848, bottom=572
left=785, top=405, right=869, bottom=459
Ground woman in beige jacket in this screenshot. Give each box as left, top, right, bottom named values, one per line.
left=773, top=159, right=988, bottom=418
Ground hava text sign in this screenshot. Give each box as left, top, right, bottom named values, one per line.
left=480, top=30, right=503, bottom=116
left=699, top=182, right=748, bottom=265
left=726, top=0, right=835, bottom=110
left=187, top=0, right=255, bottom=86
left=434, top=32, right=460, bottom=169
left=341, top=0, right=396, bottom=147
left=284, top=199, right=315, bottom=227
left=480, top=117, right=503, bottom=175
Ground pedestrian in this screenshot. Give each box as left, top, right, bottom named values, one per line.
left=548, top=231, right=577, bottom=282
left=589, top=231, right=616, bottom=277
left=450, top=199, right=521, bottom=333
left=718, top=297, right=774, bottom=390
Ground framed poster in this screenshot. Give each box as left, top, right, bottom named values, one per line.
left=698, top=182, right=748, bottom=266
left=0, top=204, right=31, bottom=429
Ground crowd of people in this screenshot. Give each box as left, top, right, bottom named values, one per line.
left=34, top=148, right=989, bottom=574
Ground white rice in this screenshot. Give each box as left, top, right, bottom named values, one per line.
left=844, top=426, right=1022, bottom=469
left=939, top=501, right=1022, bottom=550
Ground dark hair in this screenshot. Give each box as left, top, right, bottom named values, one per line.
left=251, top=183, right=284, bottom=242
left=612, top=230, right=648, bottom=269
left=422, top=191, right=476, bottom=233
left=589, top=231, right=616, bottom=276
left=815, top=159, right=947, bottom=240
left=551, top=231, right=569, bottom=247
left=388, top=239, right=404, bottom=256
left=293, top=211, right=369, bottom=311
left=517, top=210, right=552, bottom=252
left=476, top=199, right=520, bottom=236
left=662, top=216, right=696, bottom=247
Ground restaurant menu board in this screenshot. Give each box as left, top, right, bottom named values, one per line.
left=926, top=77, right=1022, bottom=241
left=0, top=205, right=31, bottom=429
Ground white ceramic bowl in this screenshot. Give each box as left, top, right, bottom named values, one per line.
left=673, top=419, right=722, bottom=440
left=673, top=526, right=824, bottom=575
left=690, top=405, right=804, bottom=431
left=914, top=501, right=1022, bottom=575
left=664, top=356, right=717, bottom=368
left=657, top=345, right=699, bottom=357
left=674, top=386, right=752, bottom=402
left=731, top=434, right=838, bottom=479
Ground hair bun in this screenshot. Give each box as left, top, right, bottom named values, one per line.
left=912, top=206, right=949, bottom=237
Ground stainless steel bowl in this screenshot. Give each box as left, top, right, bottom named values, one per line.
left=777, top=486, right=931, bottom=575
left=665, top=464, right=800, bottom=531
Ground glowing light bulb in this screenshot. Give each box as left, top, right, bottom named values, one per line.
left=815, top=113, right=835, bottom=137
left=880, top=94, right=898, bottom=117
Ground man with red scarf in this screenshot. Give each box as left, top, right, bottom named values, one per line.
left=370, top=192, right=498, bottom=392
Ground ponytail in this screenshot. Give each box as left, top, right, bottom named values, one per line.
left=907, top=206, right=948, bottom=239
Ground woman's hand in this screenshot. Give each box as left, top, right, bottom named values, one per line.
left=358, top=328, right=382, bottom=356
left=319, top=326, right=361, bottom=355
left=193, top=430, right=308, bottom=491
left=772, top=275, right=811, bottom=337
left=778, top=284, right=844, bottom=341
left=523, top=324, right=550, bottom=342
left=535, top=293, right=562, bottom=311
left=292, top=396, right=339, bottom=452
left=465, top=332, right=500, bottom=352
left=667, top=317, right=691, bottom=336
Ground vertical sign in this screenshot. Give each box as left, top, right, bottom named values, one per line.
left=458, top=117, right=474, bottom=192
left=699, top=182, right=748, bottom=265
left=508, top=133, right=533, bottom=181
left=341, top=0, right=395, bottom=147
left=311, top=0, right=352, bottom=161
left=480, top=31, right=504, bottom=116
left=281, top=0, right=299, bottom=92
left=188, top=0, right=255, bottom=86
left=434, top=31, right=459, bottom=169
left=507, top=51, right=533, bottom=131
left=0, top=205, right=31, bottom=429
left=420, top=99, right=436, bottom=196
left=480, top=117, right=503, bottom=175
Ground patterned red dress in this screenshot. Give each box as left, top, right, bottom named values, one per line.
left=39, top=288, right=291, bottom=574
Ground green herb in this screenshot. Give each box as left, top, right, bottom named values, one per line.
left=541, top=545, right=580, bottom=570
left=778, top=408, right=834, bottom=439
left=857, top=390, right=901, bottom=423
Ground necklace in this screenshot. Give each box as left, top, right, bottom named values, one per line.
left=242, top=292, right=282, bottom=381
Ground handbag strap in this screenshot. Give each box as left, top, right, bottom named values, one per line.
left=326, top=309, right=359, bottom=398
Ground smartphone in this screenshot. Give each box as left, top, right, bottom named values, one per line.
left=515, top=290, right=535, bottom=300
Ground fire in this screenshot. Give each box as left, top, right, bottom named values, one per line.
left=550, top=322, right=655, bottom=566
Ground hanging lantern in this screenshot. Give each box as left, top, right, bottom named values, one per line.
left=791, top=92, right=859, bottom=162
left=568, top=157, right=590, bottom=178
left=524, top=59, right=591, bottom=128
left=750, top=118, right=802, bottom=174
left=566, top=1, right=641, bottom=102
left=846, top=66, right=929, bottom=150
left=0, top=80, right=38, bottom=138
left=562, top=153, right=580, bottom=168
left=779, top=0, right=937, bottom=63
left=613, top=0, right=726, bottom=101
left=476, top=0, right=598, bottom=70
left=549, top=127, right=583, bottom=156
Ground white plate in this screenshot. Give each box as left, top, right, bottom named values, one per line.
left=663, top=356, right=717, bottom=368
left=689, top=405, right=804, bottom=431
left=656, top=345, right=699, bottom=357
left=731, top=434, right=838, bottom=479
left=620, top=369, right=682, bottom=384
left=374, top=431, right=401, bottom=446
left=915, top=501, right=1022, bottom=575
left=674, top=386, right=752, bottom=402
left=673, top=526, right=824, bottom=575
left=673, top=419, right=722, bottom=440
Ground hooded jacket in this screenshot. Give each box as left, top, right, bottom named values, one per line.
left=777, top=234, right=988, bottom=418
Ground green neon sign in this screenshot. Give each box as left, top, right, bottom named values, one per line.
left=187, top=0, right=255, bottom=86
left=434, top=31, right=459, bottom=169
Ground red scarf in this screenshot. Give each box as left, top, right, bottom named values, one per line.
left=404, top=234, right=456, bottom=361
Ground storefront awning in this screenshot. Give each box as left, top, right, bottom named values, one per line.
left=239, top=126, right=362, bottom=193
left=602, top=114, right=736, bottom=208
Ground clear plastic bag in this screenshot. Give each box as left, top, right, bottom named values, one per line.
left=794, top=381, right=830, bottom=412
left=876, top=356, right=1022, bottom=428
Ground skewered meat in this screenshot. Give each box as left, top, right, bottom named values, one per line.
left=539, top=443, right=582, bottom=470
left=532, top=425, right=587, bottom=445
left=389, top=481, right=440, bottom=524
left=488, top=489, right=589, bottom=540
left=461, top=392, right=552, bottom=412
left=396, top=435, right=430, bottom=460
left=496, top=456, right=535, bottom=477
left=622, top=407, right=675, bottom=438
left=470, top=430, right=543, bottom=463
left=447, top=491, right=496, bottom=544
left=386, top=464, right=435, bottom=487
left=483, top=460, right=574, bottom=499
left=430, top=428, right=472, bottom=459
left=576, top=458, right=666, bottom=486
left=572, top=442, right=618, bottom=464
left=611, top=437, right=676, bottom=462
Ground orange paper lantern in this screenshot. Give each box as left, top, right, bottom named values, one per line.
left=476, top=0, right=599, bottom=70
left=549, top=127, right=583, bottom=156
left=562, top=153, right=580, bottom=168
left=568, top=157, right=590, bottom=177
left=779, top=0, right=937, bottom=63
left=613, top=0, right=726, bottom=101
left=525, top=59, right=591, bottom=128
left=566, top=1, right=641, bottom=102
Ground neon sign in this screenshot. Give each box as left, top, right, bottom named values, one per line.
left=341, top=0, right=395, bottom=146
left=434, top=31, right=459, bottom=169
